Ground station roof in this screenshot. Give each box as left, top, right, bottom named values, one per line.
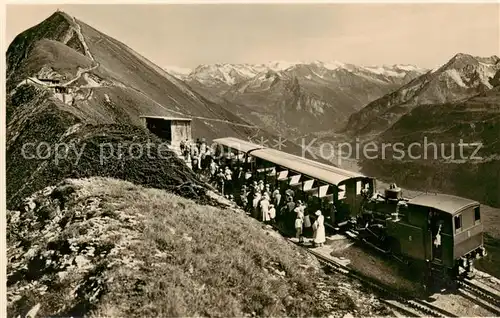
left=250, top=147, right=366, bottom=186
left=408, top=193, right=479, bottom=215
left=213, top=137, right=265, bottom=153
left=212, top=136, right=367, bottom=186
left=140, top=115, right=192, bottom=121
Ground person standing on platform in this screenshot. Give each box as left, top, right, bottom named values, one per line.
left=237, top=167, right=244, bottom=187
left=245, top=169, right=252, bottom=182
left=224, top=166, right=233, bottom=198
left=200, top=138, right=207, bottom=155
left=240, top=185, right=249, bottom=210
left=209, top=159, right=218, bottom=183
left=264, top=183, right=271, bottom=197
left=183, top=139, right=191, bottom=159
left=191, top=143, right=199, bottom=172
left=295, top=211, right=304, bottom=244
left=252, top=189, right=262, bottom=220
left=282, top=195, right=296, bottom=233
left=268, top=204, right=276, bottom=222
left=272, top=188, right=282, bottom=214
left=217, top=168, right=225, bottom=196
left=312, top=210, right=326, bottom=247
left=303, top=210, right=312, bottom=238
left=258, top=180, right=265, bottom=192
left=180, top=139, right=186, bottom=156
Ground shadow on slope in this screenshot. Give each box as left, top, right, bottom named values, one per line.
left=6, top=100, right=210, bottom=209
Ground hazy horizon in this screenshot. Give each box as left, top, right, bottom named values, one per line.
left=6, top=3, right=500, bottom=70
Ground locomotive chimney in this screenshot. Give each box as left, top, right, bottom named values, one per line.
left=385, top=183, right=402, bottom=201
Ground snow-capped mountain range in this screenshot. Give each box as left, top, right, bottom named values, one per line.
left=165, top=61, right=425, bottom=87
left=164, top=60, right=427, bottom=136
left=165, top=55, right=499, bottom=139
left=346, top=53, right=500, bottom=137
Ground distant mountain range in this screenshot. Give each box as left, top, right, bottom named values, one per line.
left=166, top=61, right=424, bottom=87
left=359, top=76, right=500, bottom=207
left=166, top=54, right=500, bottom=207
left=345, top=53, right=500, bottom=138
left=165, top=61, right=427, bottom=136
left=347, top=54, right=500, bottom=207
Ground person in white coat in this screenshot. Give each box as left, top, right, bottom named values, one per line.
left=260, top=193, right=271, bottom=222
left=312, top=210, right=326, bottom=247
left=258, top=180, right=265, bottom=192
left=268, top=204, right=276, bottom=221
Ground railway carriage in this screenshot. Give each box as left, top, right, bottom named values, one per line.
left=213, top=137, right=376, bottom=224
left=211, top=137, right=487, bottom=285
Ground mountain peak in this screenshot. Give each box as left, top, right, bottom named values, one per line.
left=51, top=9, right=73, bottom=21
left=452, top=52, right=470, bottom=58
left=449, top=53, right=500, bottom=65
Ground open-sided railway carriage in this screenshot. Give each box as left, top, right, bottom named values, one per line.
left=211, top=137, right=487, bottom=286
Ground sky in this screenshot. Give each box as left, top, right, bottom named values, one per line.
left=5, top=3, right=500, bottom=70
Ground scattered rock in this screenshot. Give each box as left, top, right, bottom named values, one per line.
left=182, top=234, right=193, bottom=242
left=25, top=303, right=41, bottom=318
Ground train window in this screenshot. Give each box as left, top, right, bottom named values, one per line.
left=474, top=207, right=481, bottom=223
left=356, top=181, right=362, bottom=195
left=338, top=184, right=346, bottom=200
left=454, top=215, right=462, bottom=233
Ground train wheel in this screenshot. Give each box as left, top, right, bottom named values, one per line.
left=423, top=260, right=438, bottom=293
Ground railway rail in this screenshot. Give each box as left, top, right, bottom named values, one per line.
left=457, top=279, right=500, bottom=314
left=271, top=224, right=458, bottom=317
left=330, top=226, right=500, bottom=314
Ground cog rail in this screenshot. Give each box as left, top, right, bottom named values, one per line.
left=308, top=249, right=457, bottom=318
left=272, top=224, right=457, bottom=317
left=457, top=279, right=500, bottom=313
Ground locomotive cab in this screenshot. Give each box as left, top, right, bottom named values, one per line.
left=451, top=203, right=487, bottom=275
left=407, top=194, right=486, bottom=278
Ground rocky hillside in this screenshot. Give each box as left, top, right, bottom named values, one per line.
left=7, top=177, right=391, bottom=317
left=345, top=53, right=500, bottom=138
left=6, top=122, right=216, bottom=209
left=6, top=11, right=263, bottom=139
left=167, top=62, right=426, bottom=137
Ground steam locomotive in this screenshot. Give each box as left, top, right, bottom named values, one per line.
left=212, top=137, right=487, bottom=287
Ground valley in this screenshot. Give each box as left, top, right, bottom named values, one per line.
left=5, top=5, right=500, bottom=318
left=166, top=61, right=426, bottom=138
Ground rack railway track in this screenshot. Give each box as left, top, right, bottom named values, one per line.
left=456, top=279, right=500, bottom=315
left=270, top=224, right=458, bottom=317
left=330, top=227, right=500, bottom=315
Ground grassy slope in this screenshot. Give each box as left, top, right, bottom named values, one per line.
left=7, top=177, right=390, bottom=317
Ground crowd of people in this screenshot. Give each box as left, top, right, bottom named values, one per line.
left=179, top=138, right=326, bottom=247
